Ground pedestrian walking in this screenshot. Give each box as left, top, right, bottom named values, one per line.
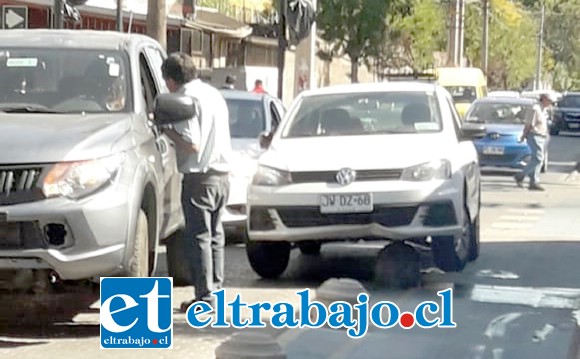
left=159, top=53, right=232, bottom=312
left=251, top=79, right=266, bottom=94
left=514, top=93, right=555, bottom=191
left=221, top=75, right=236, bottom=90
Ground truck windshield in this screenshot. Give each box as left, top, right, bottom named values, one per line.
left=0, top=48, right=131, bottom=114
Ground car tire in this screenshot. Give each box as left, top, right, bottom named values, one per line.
left=432, top=205, right=471, bottom=272
left=246, top=241, right=291, bottom=279
left=298, top=241, right=321, bottom=255
left=375, top=242, right=421, bottom=289
left=126, top=209, right=150, bottom=277
left=165, top=229, right=193, bottom=286
left=467, top=214, right=480, bottom=262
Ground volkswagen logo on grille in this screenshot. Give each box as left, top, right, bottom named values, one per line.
left=490, top=133, right=501, bottom=140
left=336, top=168, right=356, bottom=186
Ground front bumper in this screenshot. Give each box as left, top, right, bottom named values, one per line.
left=247, top=176, right=464, bottom=242
left=474, top=144, right=531, bottom=169
left=0, top=184, right=131, bottom=280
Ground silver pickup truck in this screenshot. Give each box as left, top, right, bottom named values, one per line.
left=0, top=30, right=185, bottom=293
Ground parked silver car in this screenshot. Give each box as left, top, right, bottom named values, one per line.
left=0, top=30, right=184, bottom=293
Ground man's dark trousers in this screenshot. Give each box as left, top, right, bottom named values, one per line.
left=181, top=170, right=230, bottom=304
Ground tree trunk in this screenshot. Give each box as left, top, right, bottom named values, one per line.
left=350, top=56, right=359, bottom=83
left=147, top=0, right=167, bottom=50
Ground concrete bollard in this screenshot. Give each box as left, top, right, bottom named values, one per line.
left=215, top=332, right=287, bottom=359
left=315, top=278, right=368, bottom=307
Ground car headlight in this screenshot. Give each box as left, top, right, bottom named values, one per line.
left=43, top=154, right=125, bottom=199
left=401, top=160, right=452, bottom=181
left=252, top=165, right=292, bottom=186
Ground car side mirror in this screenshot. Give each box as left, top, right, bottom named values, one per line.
left=461, top=123, right=487, bottom=141
left=259, top=131, right=273, bottom=150
left=153, top=93, right=198, bottom=125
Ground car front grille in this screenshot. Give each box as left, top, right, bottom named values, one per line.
left=291, top=169, right=403, bottom=184
left=275, top=206, right=417, bottom=228
left=0, top=166, right=45, bottom=205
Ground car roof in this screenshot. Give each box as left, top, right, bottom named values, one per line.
left=474, top=97, right=535, bottom=105
left=219, top=89, right=269, bottom=101
left=0, top=29, right=154, bottom=50
left=299, top=82, right=441, bottom=98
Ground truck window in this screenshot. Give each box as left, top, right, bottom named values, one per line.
left=139, top=53, right=157, bottom=113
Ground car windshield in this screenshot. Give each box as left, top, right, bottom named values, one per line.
left=466, top=102, right=532, bottom=125
left=445, top=86, right=477, bottom=103
left=558, top=95, right=580, bottom=108
left=282, top=91, right=442, bottom=138
left=0, top=48, right=131, bottom=114
left=225, top=98, right=266, bottom=138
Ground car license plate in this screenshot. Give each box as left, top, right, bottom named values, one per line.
left=569, top=123, right=579, bottom=129
left=320, top=193, right=373, bottom=214
left=483, top=146, right=504, bottom=155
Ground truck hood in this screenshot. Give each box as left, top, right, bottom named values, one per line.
left=260, top=134, right=452, bottom=171
left=0, top=113, right=133, bottom=164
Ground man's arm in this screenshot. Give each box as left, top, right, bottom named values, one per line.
left=162, top=127, right=199, bottom=154
left=520, top=106, right=539, bottom=141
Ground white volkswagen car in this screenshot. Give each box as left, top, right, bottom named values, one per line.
left=246, top=82, right=485, bottom=279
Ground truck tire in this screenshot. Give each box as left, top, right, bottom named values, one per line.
left=246, top=241, right=291, bottom=279
left=166, top=230, right=192, bottom=286
left=127, top=209, right=149, bottom=277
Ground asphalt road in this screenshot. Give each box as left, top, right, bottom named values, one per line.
left=0, top=133, right=579, bottom=358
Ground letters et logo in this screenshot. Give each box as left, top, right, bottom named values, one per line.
left=100, top=277, right=173, bottom=349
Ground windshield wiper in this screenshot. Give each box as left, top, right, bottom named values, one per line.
left=0, top=104, right=65, bottom=114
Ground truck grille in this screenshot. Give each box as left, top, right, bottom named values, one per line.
left=0, top=166, right=45, bottom=205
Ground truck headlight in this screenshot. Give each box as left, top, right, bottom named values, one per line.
left=43, top=154, right=125, bottom=199
left=401, top=160, right=452, bottom=181
left=252, top=165, right=292, bottom=186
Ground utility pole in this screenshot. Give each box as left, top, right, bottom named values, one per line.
left=458, top=0, right=466, bottom=67
left=54, top=0, right=64, bottom=29
left=534, top=2, right=545, bottom=90
left=116, top=0, right=124, bottom=32
left=481, top=0, right=489, bottom=77
left=147, top=0, right=167, bottom=50
left=277, top=0, right=287, bottom=99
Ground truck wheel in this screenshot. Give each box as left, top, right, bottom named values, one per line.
left=432, top=205, right=471, bottom=272
left=127, top=209, right=149, bottom=277
left=298, top=241, right=321, bottom=255
left=246, top=241, right=291, bottom=279
left=166, top=230, right=192, bottom=286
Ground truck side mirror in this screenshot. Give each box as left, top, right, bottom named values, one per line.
left=153, top=93, right=198, bottom=125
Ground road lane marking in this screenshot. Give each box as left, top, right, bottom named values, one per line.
left=498, top=215, right=541, bottom=222
left=481, top=233, right=580, bottom=242
left=491, top=222, right=534, bottom=230
left=492, top=348, right=504, bottom=359
left=470, top=345, right=486, bottom=359
left=476, top=270, right=519, bottom=280
left=533, top=324, right=555, bottom=342
left=506, top=208, right=545, bottom=215
left=484, top=312, right=523, bottom=339
left=470, top=284, right=580, bottom=309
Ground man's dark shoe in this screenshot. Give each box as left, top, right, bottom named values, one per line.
left=514, top=175, right=524, bottom=188
left=180, top=299, right=215, bottom=313
left=529, top=184, right=545, bottom=191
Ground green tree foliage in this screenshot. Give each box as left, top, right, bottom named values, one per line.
left=317, top=0, right=412, bottom=82
left=463, top=0, right=538, bottom=89
left=378, top=0, right=447, bottom=70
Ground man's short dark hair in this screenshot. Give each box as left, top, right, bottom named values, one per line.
left=161, top=52, right=197, bottom=85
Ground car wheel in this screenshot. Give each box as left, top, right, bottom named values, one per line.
left=298, top=241, right=321, bottom=255
left=126, top=209, right=150, bottom=277
left=375, top=242, right=421, bottom=289
left=165, top=229, right=192, bottom=286
left=432, top=205, right=471, bottom=272
left=246, top=241, right=291, bottom=279
left=467, top=214, right=480, bottom=261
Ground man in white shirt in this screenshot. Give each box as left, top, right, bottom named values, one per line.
left=514, top=93, right=555, bottom=191
left=160, top=53, right=232, bottom=312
